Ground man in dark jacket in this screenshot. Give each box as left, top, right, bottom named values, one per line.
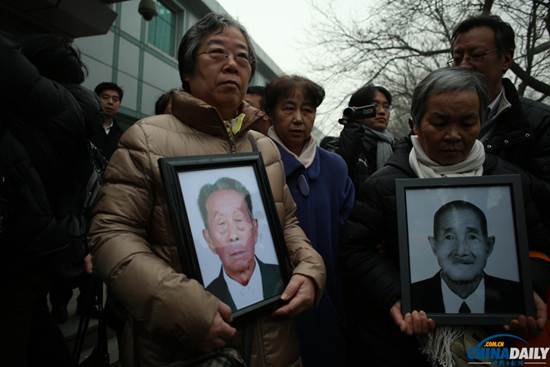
left=325, top=85, right=397, bottom=191
left=198, top=177, right=284, bottom=312
left=449, top=15, right=550, bottom=222
left=0, top=33, right=102, bottom=366
left=90, top=82, right=125, bottom=160
left=411, top=201, right=523, bottom=314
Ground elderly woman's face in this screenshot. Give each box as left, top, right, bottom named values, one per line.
left=184, top=26, right=252, bottom=120
left=413, top=90, right=480, bottom=165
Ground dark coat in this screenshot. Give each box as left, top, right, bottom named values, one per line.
left=340, top=137, right=550, bottom=367
left=89, top=118, right=124, bottom=161
left=275, top=143, right=354, bottom=367
left=325, top=122, right=397, bottom=191
left=482, top=79, right=550, bottom=185
left=482, top=79, right=550, bottom=232
left=411, top=271, right=524, bottom=314
left=0, top=35, right=102, bottom=269
left=205, top=257, right=284, bottom=312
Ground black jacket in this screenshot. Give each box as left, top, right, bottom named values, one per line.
left=89, top=118, right=124, bottom=161
left=326, top=122, right=397, bottom=191
left=340, top=137, right=550, bottom=366
left=205, top=258, right=284, bottom=312
left=482, top=79, right=550, bottom=179
left=482, top=79, right=550, bottom=200
left=0, top=35, right=103, bottom=269
left=411, top=271, right=523, bottom=314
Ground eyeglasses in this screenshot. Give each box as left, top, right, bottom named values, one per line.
left=447, top=48, right=499, bottom=67
left=196, top=48, right=255, bottom=67
left=373, top=103, right=391, bottom=111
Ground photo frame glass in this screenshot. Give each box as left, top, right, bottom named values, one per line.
left=397, top=175, right=535, bottom=324
left=159, top=153, right=291, bottom=324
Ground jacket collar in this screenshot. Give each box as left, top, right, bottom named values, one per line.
left=275, top=141, right=321, bottom=179
left=481, top=78, right=529, bottom=136
left=170, top=90, right=264, bottom=140
left=384, top=137, right=417, bottom=177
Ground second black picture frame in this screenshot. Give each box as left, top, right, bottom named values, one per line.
left=159, top=152, right=292, bottom=325
left=396, top=175, right=535, bottom=325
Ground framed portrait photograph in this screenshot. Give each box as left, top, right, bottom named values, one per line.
left=158, top=152, right=292, bottom=325
left=396, top=175, right=536, bottom=324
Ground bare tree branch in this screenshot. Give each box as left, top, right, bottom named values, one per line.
left=304, top=0, right=549, bottom=137
left=482, top=0, right=495, bottom=15
left=511, top=62, right=550, bottom=95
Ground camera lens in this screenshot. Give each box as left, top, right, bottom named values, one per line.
left=343, top=107, right=355, bottom=120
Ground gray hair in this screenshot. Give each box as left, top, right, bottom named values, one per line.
left=197, top=177, right=254, bottom=231
left=410, top=68, right=490, bottom=128
left=177, top=12, right=257, bottom=92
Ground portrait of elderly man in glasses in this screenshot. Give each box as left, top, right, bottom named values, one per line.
left=411, top=200, right=523, bottom=315
left=198, top=177, right=284, bottom=312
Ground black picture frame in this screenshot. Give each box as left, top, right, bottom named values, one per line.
left=396, top=175, right=536, bottom=324
left=158, top=152, right=292, bottom=325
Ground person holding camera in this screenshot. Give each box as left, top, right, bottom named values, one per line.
left=326, top=85, right=397, bottom=191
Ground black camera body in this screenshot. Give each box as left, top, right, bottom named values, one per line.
left=340, top=104, right=376, bottom=124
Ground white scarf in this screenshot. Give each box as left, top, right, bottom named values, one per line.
left=409, top=136, right=485, bottom=178
left=267, top=127, right=317, bottom=169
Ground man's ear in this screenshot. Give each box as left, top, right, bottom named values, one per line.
left=203, top=229, right=217, bottom=254
left=428, top=236, right=437, bottom=254
left=502, top=48, right=514, bottom=74
left=412, top=119, right=420, bottom=135
left=486, top=235, right=495, bottom=256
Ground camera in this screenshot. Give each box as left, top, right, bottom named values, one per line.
left=138, top=0, right=158, bottom=21
left=339, top=105, right=376, bottom=124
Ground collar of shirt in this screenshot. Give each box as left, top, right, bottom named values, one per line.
left=486, top=87, right=504, bottom=124
left=104, top=120, right=114, bottom=135
left=223, top=257, right=264, bottom=310
left=440, top=273, right=486, bottom=313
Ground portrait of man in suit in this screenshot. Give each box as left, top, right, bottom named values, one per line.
left=411, top=200, right=523, bottom=314
left=198, top=177, right=284, bottom=312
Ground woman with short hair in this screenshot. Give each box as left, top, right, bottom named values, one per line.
left=265, top=75, right=354, bottom=366
left=88, top=13, right=325, bottom=367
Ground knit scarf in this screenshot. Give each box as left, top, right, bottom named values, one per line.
left=409, top=136, right=485, bottom=178
left=363, top=127, right=395, bottom=170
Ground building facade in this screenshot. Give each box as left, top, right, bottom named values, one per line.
left=0, top=0, right=326, bottom=139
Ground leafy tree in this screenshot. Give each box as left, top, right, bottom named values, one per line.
left=307, top=0, right=550, bottom=138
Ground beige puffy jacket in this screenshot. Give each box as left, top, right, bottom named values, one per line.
left=88, top=91, right=326, bottom=367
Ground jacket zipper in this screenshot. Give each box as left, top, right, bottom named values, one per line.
left=229, top=135, right=236, bottom=153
